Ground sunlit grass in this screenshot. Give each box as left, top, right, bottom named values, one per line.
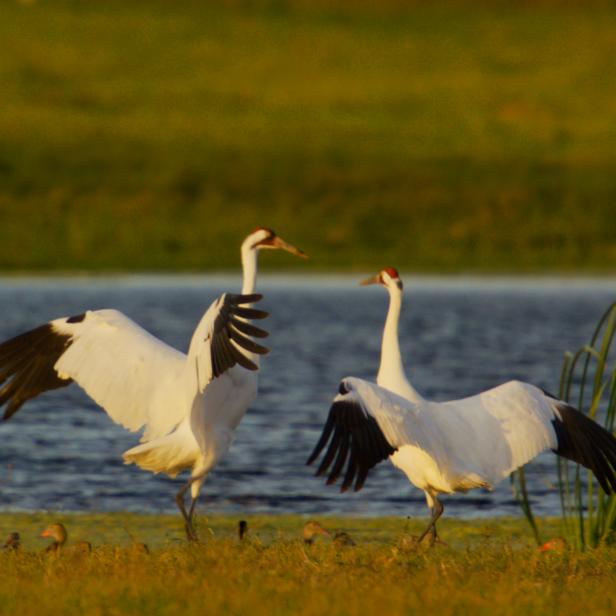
left=1, top=2, right=616, bottom=271
left=0, top=513, right=614, bottom=615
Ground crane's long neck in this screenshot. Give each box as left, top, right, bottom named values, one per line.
left=376, top=288, right=423, bottom=403
left=239, top=243, right=261, bottom=371
left=241, top=245, right=258, bottom=295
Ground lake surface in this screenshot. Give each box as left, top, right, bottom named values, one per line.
left=0, top=275, right=614, bottom=519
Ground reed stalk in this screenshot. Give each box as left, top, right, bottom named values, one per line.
left=515, top=302, right=616, bottom=548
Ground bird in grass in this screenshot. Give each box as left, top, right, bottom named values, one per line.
left=332, top=531, right=355, bottom=548
left=238, top=520, right=248, bottom=541
left=302, top=521, right=330, bottom=545
left=308, top=268, right=616, bottom=545
left=0, top=228, right=306, bottom=541
left=3, top=532, right=20, bottom=551
left=129, top=542, right=150, bottom=555
left=41, top=522, right=92, bottom=554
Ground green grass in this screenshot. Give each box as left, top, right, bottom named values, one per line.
left=1, top=1, right=616, bottom=272
left=1, top=513, right=615, bottom=615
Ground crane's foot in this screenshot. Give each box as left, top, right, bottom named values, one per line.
left=184, top=521, right=199, bottom=543
left=418, top=496, right=445, bottom=548
left=427, top=528, right=448, bottom=548
left=418, top=525, right=434, bottom=545
left=176, top=489, right=198, bottom=542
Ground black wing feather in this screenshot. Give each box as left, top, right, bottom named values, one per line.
left=552, top=402, right=616, bottom=493
left=0, top=322, right=75, bottom=420
left=326, top=432, right=350, bottom=485
left=209, top=294, right=270, bottom=378
left=307, top=394, right=397, bottom=493
left=229, top=318, right=268, bottom=339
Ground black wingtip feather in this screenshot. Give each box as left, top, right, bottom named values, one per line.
left=0, top=323, right=73, bottom=419
left=233, top=307, right=269, bottom=320
left=306, top=413, right=335, bottom=466
left=227, top=327, right=269, bottom=355
left=209, top=293, right=270, bottom=378
left=229, top=318, right=269, bottom=339
left=307, top=393, right=397, bottom=493
left=552, top=401, right=616, bottom=494
left=231, top=293, right=263, bottom=305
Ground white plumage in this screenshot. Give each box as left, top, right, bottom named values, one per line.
left=53, top=309, right=187, bottom=440
left=308, top=268, right=616, bottom=544
left=0, top=227, right=306, bottom=540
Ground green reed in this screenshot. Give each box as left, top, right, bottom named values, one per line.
left=514, top=302, right=616, bottom=549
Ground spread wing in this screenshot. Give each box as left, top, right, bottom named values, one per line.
left=0, top=309, right=187, bottom=439
left=0, top=293, right=270, bottom=442
left=308, top=377, right=616, bottom=493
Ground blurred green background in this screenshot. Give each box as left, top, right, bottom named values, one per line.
left=1, top=0, right=615, bottom=272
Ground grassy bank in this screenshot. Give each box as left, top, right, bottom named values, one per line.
left=1, top=513, right=614, bottom=615
left=1, top=2, right=616, bottom=272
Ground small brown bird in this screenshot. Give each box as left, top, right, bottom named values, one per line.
left=238, top=520, right=248, bottom=541
left=3, top=532, right=20, bottom=551
left=41, top=523, right=92, bottom=555
left=397, top=534, right=420, bottom=552
left=130, top=542, right=150, bottom=555
left=333, top=531, right=356, bottom=548
left=302, top=521, right=330, bottom=545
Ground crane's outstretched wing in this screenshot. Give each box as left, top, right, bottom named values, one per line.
left=189, top=293, right=269, bottom=389
left=308, top=377, right=616, bottom=494
left=0, top=309, right=187, bottom=438
left=0, top=293, right=270, bottom=441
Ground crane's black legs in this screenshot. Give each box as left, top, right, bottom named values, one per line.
left=175, top=481, right=199, bottom=542
left=417, top=497, right=444, bottom=547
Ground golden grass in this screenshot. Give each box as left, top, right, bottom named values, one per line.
left=1, top=513, right=615, bottom=615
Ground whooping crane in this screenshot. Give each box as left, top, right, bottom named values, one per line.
left=0, top=227, right=306, bottom=541
left=308, top=268, right=616, bottom=545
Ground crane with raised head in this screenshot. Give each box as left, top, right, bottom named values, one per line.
left=308, top=268, right=616, bottom=545
left=0, top=227, right=306, bottom=541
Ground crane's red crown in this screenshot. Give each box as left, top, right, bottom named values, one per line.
left=382, top=267, right=400, bottom=280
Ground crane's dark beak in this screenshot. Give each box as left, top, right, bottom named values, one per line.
left=359, top=274, right=380, bottom=286
left=272, top=236, right=308, bottom=259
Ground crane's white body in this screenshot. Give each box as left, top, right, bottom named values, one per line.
left=310, top=269, right=616, bottom=543
left=342, top=377, right=558, bottom=496
left=371, top=272, right=555, bottom=507
left=0, top=228, right=306, bottom=541
left=48, top=237, right=265, bottom=501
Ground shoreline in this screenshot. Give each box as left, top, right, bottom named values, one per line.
left=0, top=272, right=614, bottom=289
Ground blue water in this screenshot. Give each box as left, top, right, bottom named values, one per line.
left=0, top=275, right=614, bottom=519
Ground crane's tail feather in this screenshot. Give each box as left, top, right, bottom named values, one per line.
left=123, top=435, right=194, bottom=478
